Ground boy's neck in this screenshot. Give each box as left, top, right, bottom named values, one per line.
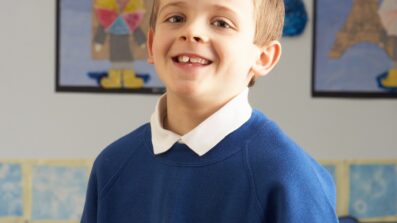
left=164, top=93, right=231, bottom=136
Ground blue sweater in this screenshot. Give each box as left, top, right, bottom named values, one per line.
left=81, top=110, right=338, bottom=223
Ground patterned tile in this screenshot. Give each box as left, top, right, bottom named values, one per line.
left=31, top=165, right=88, bottom=220
left=0, top=163, right=23, bottom=217
left=349, top=164, right=397, bottom=218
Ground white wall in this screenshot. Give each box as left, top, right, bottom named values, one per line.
left=0, top=0, right=396, bottom=160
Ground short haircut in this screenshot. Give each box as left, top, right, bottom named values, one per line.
left=252, top=0, right=285, bottom=46
left=149, top=0, right=285, bottom=46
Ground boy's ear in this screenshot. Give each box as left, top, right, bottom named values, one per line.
left=251, top=41, right=282, bottom=77
left=147, top=30, right=154, bottom=64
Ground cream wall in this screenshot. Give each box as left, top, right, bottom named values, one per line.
left=0, top=0, right=396, bottom=159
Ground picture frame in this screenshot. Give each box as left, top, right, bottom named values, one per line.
left=0, top=159, right=92, bottom=223
left=0, top=162, right=24, bottom=220
left=312, top=0, right=397, bottom=98
left=348, top=161, right=397, bottom=221
left=31, top=163, right=89, bottom=221
left=56, top=0, right=165, bottom=94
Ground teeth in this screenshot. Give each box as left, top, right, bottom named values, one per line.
left=178, top=56, right=190, bottom=63
left=190, top=57, right=201, bottom=63
left=177, top=56, right=209, bottom=65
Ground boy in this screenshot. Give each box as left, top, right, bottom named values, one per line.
left=82, top=0, right=339, bottom=222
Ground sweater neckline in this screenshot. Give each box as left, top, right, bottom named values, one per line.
left=143, top=110, right=263, bottom=166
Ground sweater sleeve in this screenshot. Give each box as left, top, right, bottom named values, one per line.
left=246, top=123, right=339, bottom=223
left=260, top=157, right=339, bottom=223
left=81, top=164, right=98, bottom=223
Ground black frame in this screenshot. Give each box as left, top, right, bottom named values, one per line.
left=311, top=0, right=397, bottom=98
left=338, top=216, right=360, bottom=223
left=55, top=0, right=165, bottom=94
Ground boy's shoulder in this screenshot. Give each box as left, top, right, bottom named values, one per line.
left=248, top=109, right=309, bottom=162
left=248, top=109, right=303, bottom=158
left=247, top=109, right=331, bottom=184
left=247, top=111, right=337, bottom=220
left=98, top=123, right=150, bottom=160
left=91, top=123, right=150, bottom=180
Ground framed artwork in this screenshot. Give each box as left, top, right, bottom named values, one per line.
left=31, top=164, right=89, bottom=221
left=312, top=0, right=397, bottom=98
left=0, top=159, right=92, bottom=223
left=0, top=162, right=24, bottom=219
left=348, top=163, right=397, bottom=221
left=56, top=0, right=165, bottom=94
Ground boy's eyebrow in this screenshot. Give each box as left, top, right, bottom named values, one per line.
left=158, top=1, right=241, bottom=20
left=158, top=1, right=187, bottom=15
left=211, top=4, right=240, bottom=19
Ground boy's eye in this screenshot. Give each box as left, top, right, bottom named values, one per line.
left=212, top=20, right=232, bottom=29
left=166, top=15, right=185, bottom=23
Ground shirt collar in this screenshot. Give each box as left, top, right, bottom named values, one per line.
left=150, top=88, right=252, bottom=156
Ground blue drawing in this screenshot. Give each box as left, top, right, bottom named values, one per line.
left=0, top=163, right=23, bottom=217
left=283, top=0, right=308, bottom=36
left=31, top=165, right=88, bottom=220
left=313, top=0, right=397, bottom=94
left=349, top=164, right=397, bottom=218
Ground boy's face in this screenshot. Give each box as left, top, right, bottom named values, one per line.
left=148, top=0, right=260, bottom=102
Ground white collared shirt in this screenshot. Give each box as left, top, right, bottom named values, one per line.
left=150, top=88, right=252, bottom=156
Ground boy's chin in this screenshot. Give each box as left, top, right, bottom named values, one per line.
left=168, top=85, right=201, bottom=97
left=167, top=83, right=210, bottom=98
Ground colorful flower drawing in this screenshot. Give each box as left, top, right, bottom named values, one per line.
left=57, top=0, right=165, bottom=94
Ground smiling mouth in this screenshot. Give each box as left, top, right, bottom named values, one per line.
left=172, top=55, right=213, bottom=65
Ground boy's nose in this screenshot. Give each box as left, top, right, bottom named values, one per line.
left=179, top=35, right=205, bottom=43
left=178, top=22, right=209, bottom=43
